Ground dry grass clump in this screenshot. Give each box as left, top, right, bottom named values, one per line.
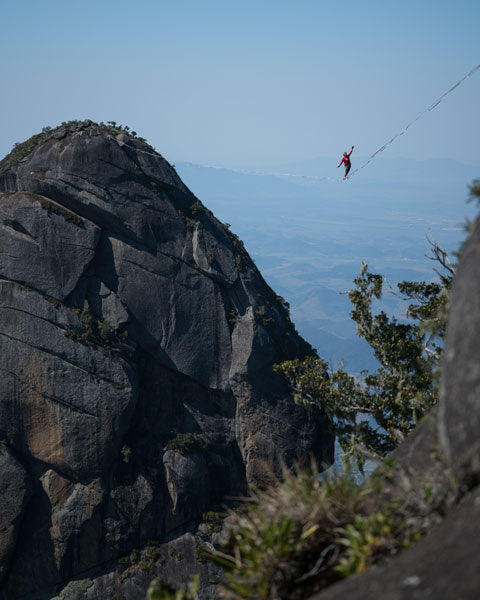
left=206, top=460, right=443, bottom=600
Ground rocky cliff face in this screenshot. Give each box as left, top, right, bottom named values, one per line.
left=0, top=121, right=333, bottom=599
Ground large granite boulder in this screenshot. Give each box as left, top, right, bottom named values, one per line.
left=0, top=121, right=333, bottom=598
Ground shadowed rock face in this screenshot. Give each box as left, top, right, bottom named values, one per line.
left=0, top=122, right=333, bottom=598
left=0, top=446, right=32, bottom=583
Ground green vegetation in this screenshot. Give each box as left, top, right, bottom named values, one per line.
left=274, top=243, right=454, bottom=471
left=140, top=544, right=165, bottom=572
left=118, top=542, right=165, bottom=584
left=175, top=198, right=205, bottom=229
left=95, top=120, right=157, bottom=152
left=1, top=189, right=83, bottom=226
left=202, top=510, right=224, bottom=535
left=190, top=199, right=203, bottom=216
left=146, top=575, right=199, bottom=600
left=275, top=295, right=291, bottom=315
left=185, top=216, right=197, bottom=229
left=206, top=459, right=451, bottom=600
left=235, top=254, right=244, bottom=271
left=228, top=229, right=246, bottom=253
left=165, top=431, right=207, bottom=454
left=175, top=207, right=199, bottom=231
left=43, top=294, right=61, bottom=309
left=5, top=119, right=159, bottom=166
left=7, top=132, right=47, bottom=163
left=334, top=508, right=422, bottom=577
left=255, top=304, right=274, bottom=328
left=222, top=225, right=255, bottom=275
left=194, top=541, right=208, bottom=564
left=228, top=310, right=240, bottom=326
left=24, top=192, right=84, bottom=225
left=64, top=309, right=128, bottom=352
left=121, top=445, right=131, bottom=463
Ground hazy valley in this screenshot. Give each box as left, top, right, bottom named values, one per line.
left=178, top=156, right=478, bottom=372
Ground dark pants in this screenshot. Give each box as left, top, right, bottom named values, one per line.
left=344, top=163, right=351, bottom=177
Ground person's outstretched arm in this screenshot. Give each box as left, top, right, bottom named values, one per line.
left=347, top=145, right=354, bottom=157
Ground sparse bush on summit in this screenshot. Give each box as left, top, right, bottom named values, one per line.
left=5, top=119, right=158, bottom=164
left=8, top=132, right=46, bottom=163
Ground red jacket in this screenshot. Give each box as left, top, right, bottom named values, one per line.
left=338, top=148, right=353, bottom=167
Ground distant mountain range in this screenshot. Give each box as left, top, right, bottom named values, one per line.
left=177, top=156, right=479, bottom=372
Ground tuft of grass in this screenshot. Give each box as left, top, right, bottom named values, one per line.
left=21, top=192, right=84, bottom=226
left=255, top=305, right=274, bottom=328
left=5, top=120, right=160, bottom=168
left=207, top=466, right=361, bottom=599
left=166, top=431, right=207, bottom=455
left=235, top=254, right=244, bottom=272
left=139, top=543, right=165, bottom=572
left=202, top=510, right=224, bottom=535
left=228, top=310, right=240, bottom=327
left=206, top=460, right=444, bottom=600
left=190, top=199, right=203, bottom=216
left=118, top=542, right=165, bottom=584
left=121, top=445, right=131, bottom=463
left=334, top=510, right=423, bottom=578
left=147, top=575, right=199, bottom=600
left=64, top=308, right=128, bottom=353
left=7, top=133, right=47, bottom=163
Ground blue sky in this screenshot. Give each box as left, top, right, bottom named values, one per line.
left=1, top=0, right=479, bottom=167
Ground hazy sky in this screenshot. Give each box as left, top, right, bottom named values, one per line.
left=1, top=0, right=479, bottom=167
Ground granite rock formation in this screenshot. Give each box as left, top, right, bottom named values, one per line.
left=0, top=121, right=334, bottom=599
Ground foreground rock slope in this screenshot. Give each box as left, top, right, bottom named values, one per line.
left=0, top=121, right=333, bottom=599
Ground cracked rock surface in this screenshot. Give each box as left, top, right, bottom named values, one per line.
left=0, top=122, right=333, bottom=599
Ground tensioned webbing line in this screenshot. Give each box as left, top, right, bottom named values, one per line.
left=180, top=63, right=480, bottom=436
left=348, top=62, right=480, bottom=178
left=124, top=64, right=480, bottom=439
left=181, top=161, right=343, bottom=183
left=180, top=63, right=480, bottom=183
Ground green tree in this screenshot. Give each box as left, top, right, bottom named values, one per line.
left=275, top=240, right=456, bottom=470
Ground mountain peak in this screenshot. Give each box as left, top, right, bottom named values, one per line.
left=0, top=121, right=333, bottom=597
